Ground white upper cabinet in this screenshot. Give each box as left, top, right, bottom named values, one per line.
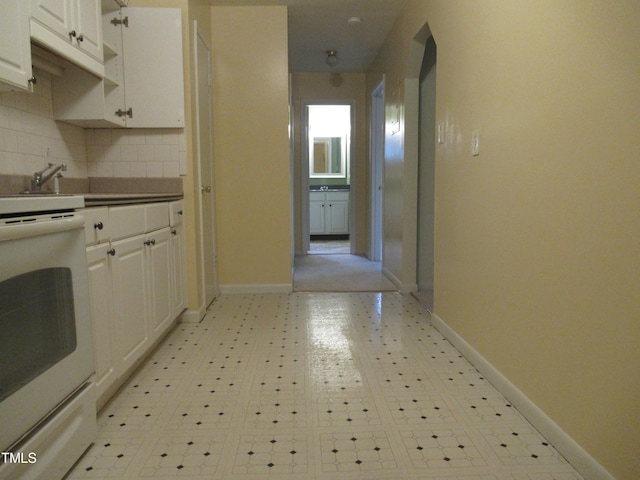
left=121, top=8, right=185, bottom=128
left=52, top=6, right=185, bottom=128
left=0, top=1, right=33, bottom=91
left=30, top=0, right=104, bottom=77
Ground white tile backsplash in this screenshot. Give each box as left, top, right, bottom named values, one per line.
left=0, top=68, right=185, bottom=180
left=0, top=69, right=88, bottom=178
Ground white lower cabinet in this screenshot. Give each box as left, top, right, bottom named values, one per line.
left=85, top=242, right=115, bottom=403
left=110, top=233, right=149, bottom=377
left=146, top=227, right=173, bottom=338
left=83, top=201, right=186, bottom=408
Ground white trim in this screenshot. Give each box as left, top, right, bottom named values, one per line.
left=300, top=99, right=356, bottom=255
left=430, top=312, right=616, bottom=480
left=382, top=266, right=416, bottom=294
left=220, top=284, right=293, bottom=295
left=179, top=304, right=207, bottom=323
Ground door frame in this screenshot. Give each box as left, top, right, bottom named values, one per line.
left=370, top=80, right=384, bottom=261
left=300, top=99, right=356, bottom=255
left=193, top=20, right=218, bottom=310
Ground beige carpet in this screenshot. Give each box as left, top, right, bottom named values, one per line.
left=294, top=254, right=397, bottom=292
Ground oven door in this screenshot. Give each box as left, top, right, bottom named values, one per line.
left=0, top=214, right=94, bottom=452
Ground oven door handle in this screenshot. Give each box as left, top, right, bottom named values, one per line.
left=0, top=215, right=84, bottom=242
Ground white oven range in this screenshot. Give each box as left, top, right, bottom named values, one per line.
left=0, top=195, right=96, bottom=480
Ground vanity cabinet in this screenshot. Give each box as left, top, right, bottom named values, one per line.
left=30, top=0, right=104, bottom=77
left=52, top=6, right=185, bottom=128
left=310, top=191, right=350, bottom=235
left=82, top=201, right=186, bottom=408
left=0, top=1, right=33, bottom=92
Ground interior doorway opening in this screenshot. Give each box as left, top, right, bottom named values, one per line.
left=301, top=101, right=355, bottom=256
left=414, top=35, right=437, bottom=312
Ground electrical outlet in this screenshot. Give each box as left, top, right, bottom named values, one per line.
left=471, top=130, right=480, bottom=156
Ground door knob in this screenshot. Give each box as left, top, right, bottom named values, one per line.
left=201, top=185, right=212, bottom=193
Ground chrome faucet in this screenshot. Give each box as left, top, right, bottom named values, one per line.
left=30, top=163, right=67, bottom=192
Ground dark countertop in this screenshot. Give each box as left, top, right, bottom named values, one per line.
left=83, top=193, right=183, bottom=206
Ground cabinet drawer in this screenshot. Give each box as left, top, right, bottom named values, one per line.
left=169, top=201, right=184, bottom=227
left=146, top=203, right=169, bottom=232
left=81, top=207, right=110, bottom=245
left=326, top=191, right=349, bottom=202
left=109, top=204, right=145, bottom=240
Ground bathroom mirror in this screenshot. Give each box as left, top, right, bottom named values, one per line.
left=310, top=136, right=345, bottom=177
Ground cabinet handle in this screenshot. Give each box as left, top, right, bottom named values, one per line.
left=144, top=239, right=156, bottom=246
left=69, top=30, right=76, bottom=39
left=178, top=210, right=183, bottom=215
left=94, top=221, right=104, bottom=230
left=28, top=76, right=37, bottom=85
left=171, top=229, right=177, bottom=235
left=77, top=34, right=84, bottom=43
left=107, top=248, right=116, bottom=256
left=115, top=108, right=133, bottom=118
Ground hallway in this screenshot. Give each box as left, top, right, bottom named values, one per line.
left=66, top=293, right=583, bottom=479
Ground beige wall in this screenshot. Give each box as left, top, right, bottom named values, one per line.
left=291, top=73, right=368, bottom=255
left=211, top=6, right=292, bottom=291
left=370, top=1, right=640, bottom=479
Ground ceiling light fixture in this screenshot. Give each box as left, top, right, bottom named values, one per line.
left=326, top=50, right=339, bottom=67
left=347, top=16, right=362, bottom=24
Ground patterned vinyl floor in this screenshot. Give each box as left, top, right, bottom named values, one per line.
left=66, top=292, right=584, bottom=479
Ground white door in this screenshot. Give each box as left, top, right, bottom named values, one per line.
left=370, top=82, right=384, bottom=261
left=195, top=21, right=218, bottom=307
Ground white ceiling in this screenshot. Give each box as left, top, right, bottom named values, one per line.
left=208, top=0, right=407, bottom=72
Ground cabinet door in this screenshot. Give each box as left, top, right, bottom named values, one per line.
left=81, top=207, right=110, bottom=246
left=146, top=228, right=173, bottom=339
left=122, top=8, right=185, bottom=127
left=86, top=243, right=116, bottom=403
left=30, top=0, right=74, bottom=44
left=73, top=0, right=102, bottom=61
left=327, top=200, right=349, bottom=234
left=170, top=224, right=186, bottom=318
left=310, top=199, right=325, bottom=234
left=30, top=0, right=104, bottom=77
left=0, top=1, right=33, bottom=91
left=110, top=234, right=149, bottom=373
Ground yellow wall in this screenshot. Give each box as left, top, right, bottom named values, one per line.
left=211, top=6, right=292, bottom=290
left=291, top=73, right=368, bottom=255
left=370, top=1, right=640, bottom=478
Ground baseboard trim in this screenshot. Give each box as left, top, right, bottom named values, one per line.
left=430, top=312, right=615, bottom=480
left=220, top=284, right=293, bottom=294
left=382, top=266, right=417, bottom=294
left=179, top=304, right=206, bottom=323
